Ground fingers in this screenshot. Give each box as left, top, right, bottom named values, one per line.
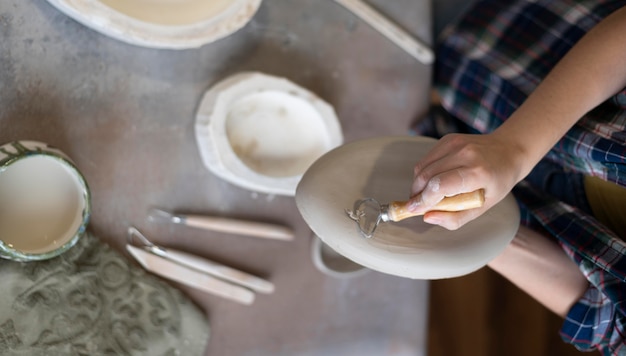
left=423, top=208, right=486, bottom=231
left=411, top=136, right=459, bottom=195
left=409, top=135, right=489, bottom=229
left=411, top=133, right=490, bottom=210
left=409, top=133, right=509, bottom=230
left=408, top=168, right=485, bottom=214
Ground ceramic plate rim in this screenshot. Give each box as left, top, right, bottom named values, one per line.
left=45, top=0, right=262, bottom=49
left=296, top=135, right=520, bottom=280
left=195, top=72, right=343, bottom=196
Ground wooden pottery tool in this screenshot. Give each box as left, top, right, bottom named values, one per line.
left=126, top=227, right=275, bottom=305
left=346, top=190, right=485, bottom=238
left=148, top=208, right=294, bottom=241
left=334, top=0, right=434, bottom=64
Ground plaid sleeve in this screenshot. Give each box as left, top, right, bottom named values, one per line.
left=435, top=0, right=626, bottom=353
left=561, top=286, right=626, bottom=354
left=436, top=0, right=626, bottom=186
left=514, top=181, right=626, bottom=354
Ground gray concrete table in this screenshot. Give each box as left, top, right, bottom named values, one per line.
left=0, top=1, right=432, bottom=355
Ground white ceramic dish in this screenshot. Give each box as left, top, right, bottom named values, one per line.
left=296, top=136, right=520, bottom=280
left=195, top=72, right=343, bottom=196
left=45, top=0, right=261, bottom=49
left=0, top=141, right=90, bottom=261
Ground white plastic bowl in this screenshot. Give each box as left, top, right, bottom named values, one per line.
left=195, top=72, right=343, bottom=196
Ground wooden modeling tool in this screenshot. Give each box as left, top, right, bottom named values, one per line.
left=346, top=190, right=485, bottom=238
left=148, top=208, right=294, bottom=241
left=334, top=0, right=434, bottom=64
left=126, top=227, right=275, bottom=305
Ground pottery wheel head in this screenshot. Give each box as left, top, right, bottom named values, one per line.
left=345, top=198, right=382, bottom=238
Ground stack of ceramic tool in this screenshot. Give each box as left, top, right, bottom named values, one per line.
left=126, top=209, right=293, bottom=305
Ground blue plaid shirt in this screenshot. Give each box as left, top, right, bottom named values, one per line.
left=436, top=0, right=626, bottom=353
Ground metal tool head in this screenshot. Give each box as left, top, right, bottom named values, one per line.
left=127, top=226, right=167, bottom=257
left=345, top=198, right=384, bottom=238
left=147, top=208, right=184, bottom=224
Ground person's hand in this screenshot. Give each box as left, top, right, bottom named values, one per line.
left=408, top=132, right=525, bottom=230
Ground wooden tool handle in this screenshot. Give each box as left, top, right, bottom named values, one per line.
left=334, top=0, right=434, bottom=64
left=183, top=215, right=294, bottom=241
left=164, top=248, right=275, bottom=294
left=387, top=189, right=485, bottom=222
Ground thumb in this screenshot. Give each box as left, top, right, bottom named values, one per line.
left=407, top=192, right=443, bottom=215
left=408, top=177, right=446, bottom=213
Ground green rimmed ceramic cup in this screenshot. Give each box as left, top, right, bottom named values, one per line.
left=0, top=141, right=91, bottom=261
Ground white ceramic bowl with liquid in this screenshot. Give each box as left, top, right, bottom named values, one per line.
left=0, top=141, right=91, bottom=261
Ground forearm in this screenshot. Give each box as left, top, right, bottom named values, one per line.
left=409, top=6, right=626, bottom=229
left=487, top=226, right=588, bottom=317
left=493, top=6, right=626, bottom=181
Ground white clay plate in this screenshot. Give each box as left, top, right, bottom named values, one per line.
left=196, top=72, right=343, bottom=196
left=45, top=0, right=261, bottom=49
left=296, top=136, right=520, bottom=280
